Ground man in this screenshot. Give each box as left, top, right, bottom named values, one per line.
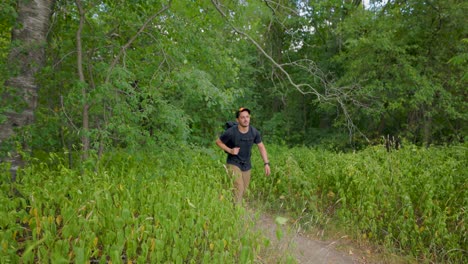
left=216, top=107, right=271, bottom=204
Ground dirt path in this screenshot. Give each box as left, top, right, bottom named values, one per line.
left=249, top=210, right=363, bottom=264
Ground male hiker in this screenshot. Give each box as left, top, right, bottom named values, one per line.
left=216, top=107, right=271, bottom=204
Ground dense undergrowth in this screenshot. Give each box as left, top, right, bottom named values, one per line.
left=1, top=143, right=466, bottom=263
left=250, top=144, right=467, bottom=263
left=0, top=147, right=262, bottom=263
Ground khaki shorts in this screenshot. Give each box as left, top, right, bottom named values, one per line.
left=226, top=164, right=251, bottom=204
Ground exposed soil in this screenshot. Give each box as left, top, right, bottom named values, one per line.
left=248, top=209, right=366, bottom=264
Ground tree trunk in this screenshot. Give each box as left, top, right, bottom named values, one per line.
left=424, top=112, right=432, bottom=147
left=75, top=0, right=89, bottom=160
left=0, top=0, right=56, bottom=180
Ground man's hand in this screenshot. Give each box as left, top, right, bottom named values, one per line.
left=231, top=147, right=240, bottom=155
left=264, top=164, right=271, bottom=176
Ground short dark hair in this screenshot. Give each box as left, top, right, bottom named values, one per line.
left=236, top=107, right=251, bottom=118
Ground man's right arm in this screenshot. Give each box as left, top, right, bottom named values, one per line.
left=216, top=138, right=239, bottom=155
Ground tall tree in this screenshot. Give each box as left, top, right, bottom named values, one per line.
left=334, top=0, right=467, bottom=145
left=0, top=0, right=56, bottom=179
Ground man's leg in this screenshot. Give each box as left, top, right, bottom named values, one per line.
left=241, top=170, right=251, bottom=200
left=227, top=165, right=250, bottom=204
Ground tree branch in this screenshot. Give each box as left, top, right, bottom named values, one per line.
left=105, top=1, right=172, bottom=83
left=210, top=0, right=369, bottom=143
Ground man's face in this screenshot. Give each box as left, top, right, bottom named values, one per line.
left=237, top=111, right=250, bottom=128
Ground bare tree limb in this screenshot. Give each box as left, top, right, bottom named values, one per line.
left=263, top=0, right=299, bottom=16
left=60, top=95, right=79, bottom=132
left=210, top=0, right=369, bottom=143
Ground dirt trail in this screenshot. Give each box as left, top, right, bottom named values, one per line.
left=250, top=211, right=362, bottom=264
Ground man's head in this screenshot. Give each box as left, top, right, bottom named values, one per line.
left=236, top=107, right=251, bottom=118
left=236, top=107, right=251, bottom=128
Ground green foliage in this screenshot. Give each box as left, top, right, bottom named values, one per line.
left=250, top=144, right=467, bottom=262
left=0, top=0, right=15, bottom=61
left=333, top=0, right=468, bottom=144
left=247, top=0, right=466, bottom=148
left=3, top=0, right=466, bottom=154
left=0, top=147, right=263, bottom=263
left=2, top=140, right=466, bottom=262
left=30, top=0, right=261, bottom=153
left=0, top=0, right=16, bottom=134
left=2, top=0, right=467, bottom=262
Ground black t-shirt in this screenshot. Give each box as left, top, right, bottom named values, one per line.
left=219, top=125, right=262, bottom=171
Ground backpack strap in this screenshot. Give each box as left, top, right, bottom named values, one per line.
left=232, top=124, right=239, bottom=148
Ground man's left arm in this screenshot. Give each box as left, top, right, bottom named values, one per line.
left=257, top=142, right=271, bottom=176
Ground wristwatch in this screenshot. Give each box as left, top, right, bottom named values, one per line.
left=264, top=162, right=270, bottom=166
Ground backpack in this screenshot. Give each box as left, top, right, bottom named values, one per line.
left=224, top=121, right=237, bottom=130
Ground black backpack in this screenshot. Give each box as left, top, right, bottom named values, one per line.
left=224, top=121, right=237, bottom=130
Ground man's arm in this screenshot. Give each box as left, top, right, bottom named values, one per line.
left=216, top=138, right=239, bottom=155
left=257, top=142, right=271, bottom=176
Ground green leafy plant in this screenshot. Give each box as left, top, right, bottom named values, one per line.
left=250, top=143, right=467, bottom=263
left=1, top=147, right=265, bottom=263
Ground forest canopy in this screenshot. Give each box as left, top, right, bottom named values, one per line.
left=0, top=0, right=466, bottom=157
